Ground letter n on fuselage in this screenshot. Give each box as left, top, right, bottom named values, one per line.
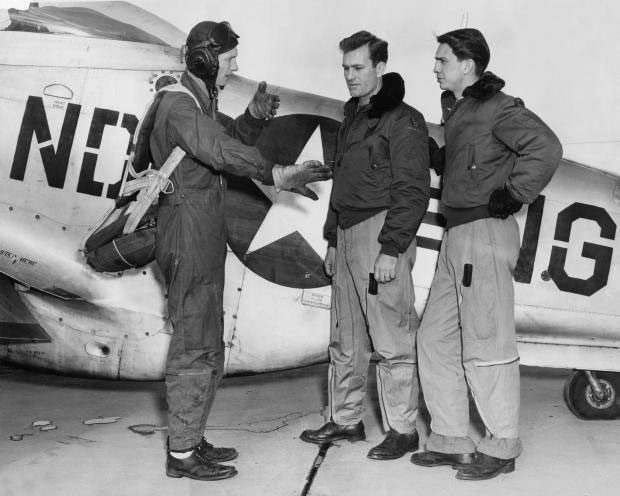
left=10, top=96, right=81, bottom=189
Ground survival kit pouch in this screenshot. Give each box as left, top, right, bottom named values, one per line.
left=83, top=84, right=200, bottom=272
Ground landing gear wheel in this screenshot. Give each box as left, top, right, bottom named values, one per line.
left=564, top=371, right=620, bottom=420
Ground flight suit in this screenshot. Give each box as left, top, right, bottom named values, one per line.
left=418, top=71, right=562, bottom=459
left=150, top=72, right=274, bottom=451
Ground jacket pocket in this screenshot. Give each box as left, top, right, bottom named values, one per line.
left=444, top=142, right=477, bottom=203
left=368, top=134, right=390, bottom=163
left=367, top=136, right=392, bottom=190
left=465, top=143, right=478, bottom=191
left=466, top=138, right=512, bottom=202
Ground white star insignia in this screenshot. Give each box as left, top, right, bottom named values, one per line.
left=249, top=126, right=332, bottom=257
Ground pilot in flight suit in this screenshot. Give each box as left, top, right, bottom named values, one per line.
left=151, top=21, right=331, bottom=481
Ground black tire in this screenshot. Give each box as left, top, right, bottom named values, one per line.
left=564, top=370, right=620, bottom=420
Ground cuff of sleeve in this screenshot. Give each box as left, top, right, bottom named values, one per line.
left=271, top=163, right=287, bottom=190
left=379, top=243, right=399, bottom=257
left=327, top=237, right=337, bottom=249
left=505, top=183, right=526, bottom=204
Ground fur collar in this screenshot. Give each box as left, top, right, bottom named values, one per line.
left=368, top=72, right=405, bottom=118
left=345, top=72, right=405, bottom=118
left=462, top=71, right=505, bottom=100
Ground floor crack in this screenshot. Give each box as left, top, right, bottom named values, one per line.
left=301, top=443, right=331, bottom=496
left=206, top=410, right=321, bottom=434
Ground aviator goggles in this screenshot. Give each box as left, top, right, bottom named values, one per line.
left=190, top=21, right=239, bottom=51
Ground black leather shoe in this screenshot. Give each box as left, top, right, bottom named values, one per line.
left=411, top=450, right=474, bottom=469
left=166, top=450, right=237, bottom=481
left=196, top=438, right=238, bottom=463
left=455, top=452, right=515, bottom=480
left=367, top=429, right=419, bottom=460
left=300, top=421, right=365, bottom=445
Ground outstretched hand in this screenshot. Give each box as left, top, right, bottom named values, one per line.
left=272, top=160, right=332, bottom=201
left=248, top=81, right=280, bottom=120
left=296, top=160, right=332, bottom=184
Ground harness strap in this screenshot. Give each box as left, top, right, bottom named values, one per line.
left=123, top=146, right=186, bottom=234
left=121, top=84, right=202, bottom=235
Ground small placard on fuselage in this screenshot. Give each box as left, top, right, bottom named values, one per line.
left=301, top=289, right=331, bottom=309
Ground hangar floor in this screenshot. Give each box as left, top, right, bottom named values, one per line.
left=1, top=362, right=619, bottom=496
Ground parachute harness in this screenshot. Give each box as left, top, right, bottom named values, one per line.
left=82, top=84, right=200, bottom=253
left=121, top=84, right=201, bottom=234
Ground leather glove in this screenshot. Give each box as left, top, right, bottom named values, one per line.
left=272, top=160, right=332, bottom=200
left=488, top=186, right=523, bottom=219
left=248, top=81, right=280, bottom=120
left=429, top=136, right=439, bottom=156
left=428, top=137, right=445, bottom=175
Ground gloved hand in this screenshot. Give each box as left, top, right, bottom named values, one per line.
left=272, top=160, right=332, bottom=200
left=488, top=185, right=523, bottom=219
left=248, top=81, right=280, bottom=120
left=428, top=137, right=445, bottom=175
left=429, top=136, right=439, bottom=157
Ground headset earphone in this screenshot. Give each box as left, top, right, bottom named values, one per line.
left=185, top=42, right=219, bottom=83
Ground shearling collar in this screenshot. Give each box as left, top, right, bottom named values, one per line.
left=344, top=72, right=405, bottom=119
left=462, top=71, right=505, bottom=101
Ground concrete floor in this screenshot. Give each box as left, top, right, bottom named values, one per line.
left=1, top=362, right=619, bottom=496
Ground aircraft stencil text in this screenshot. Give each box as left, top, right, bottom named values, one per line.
left=10, top=95, right=136, bottom=199
left=0, top=249, right=36, bottom=266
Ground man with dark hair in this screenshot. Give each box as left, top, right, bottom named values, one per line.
left=436, top=28, right=490, bottom=76
left=300, top=30, right=430, bottom=461
left=339, top=30, right=388, bottom=65
left=154, top=20, right=331, bottom=481
left=411, top=28, right=562, bottom=480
